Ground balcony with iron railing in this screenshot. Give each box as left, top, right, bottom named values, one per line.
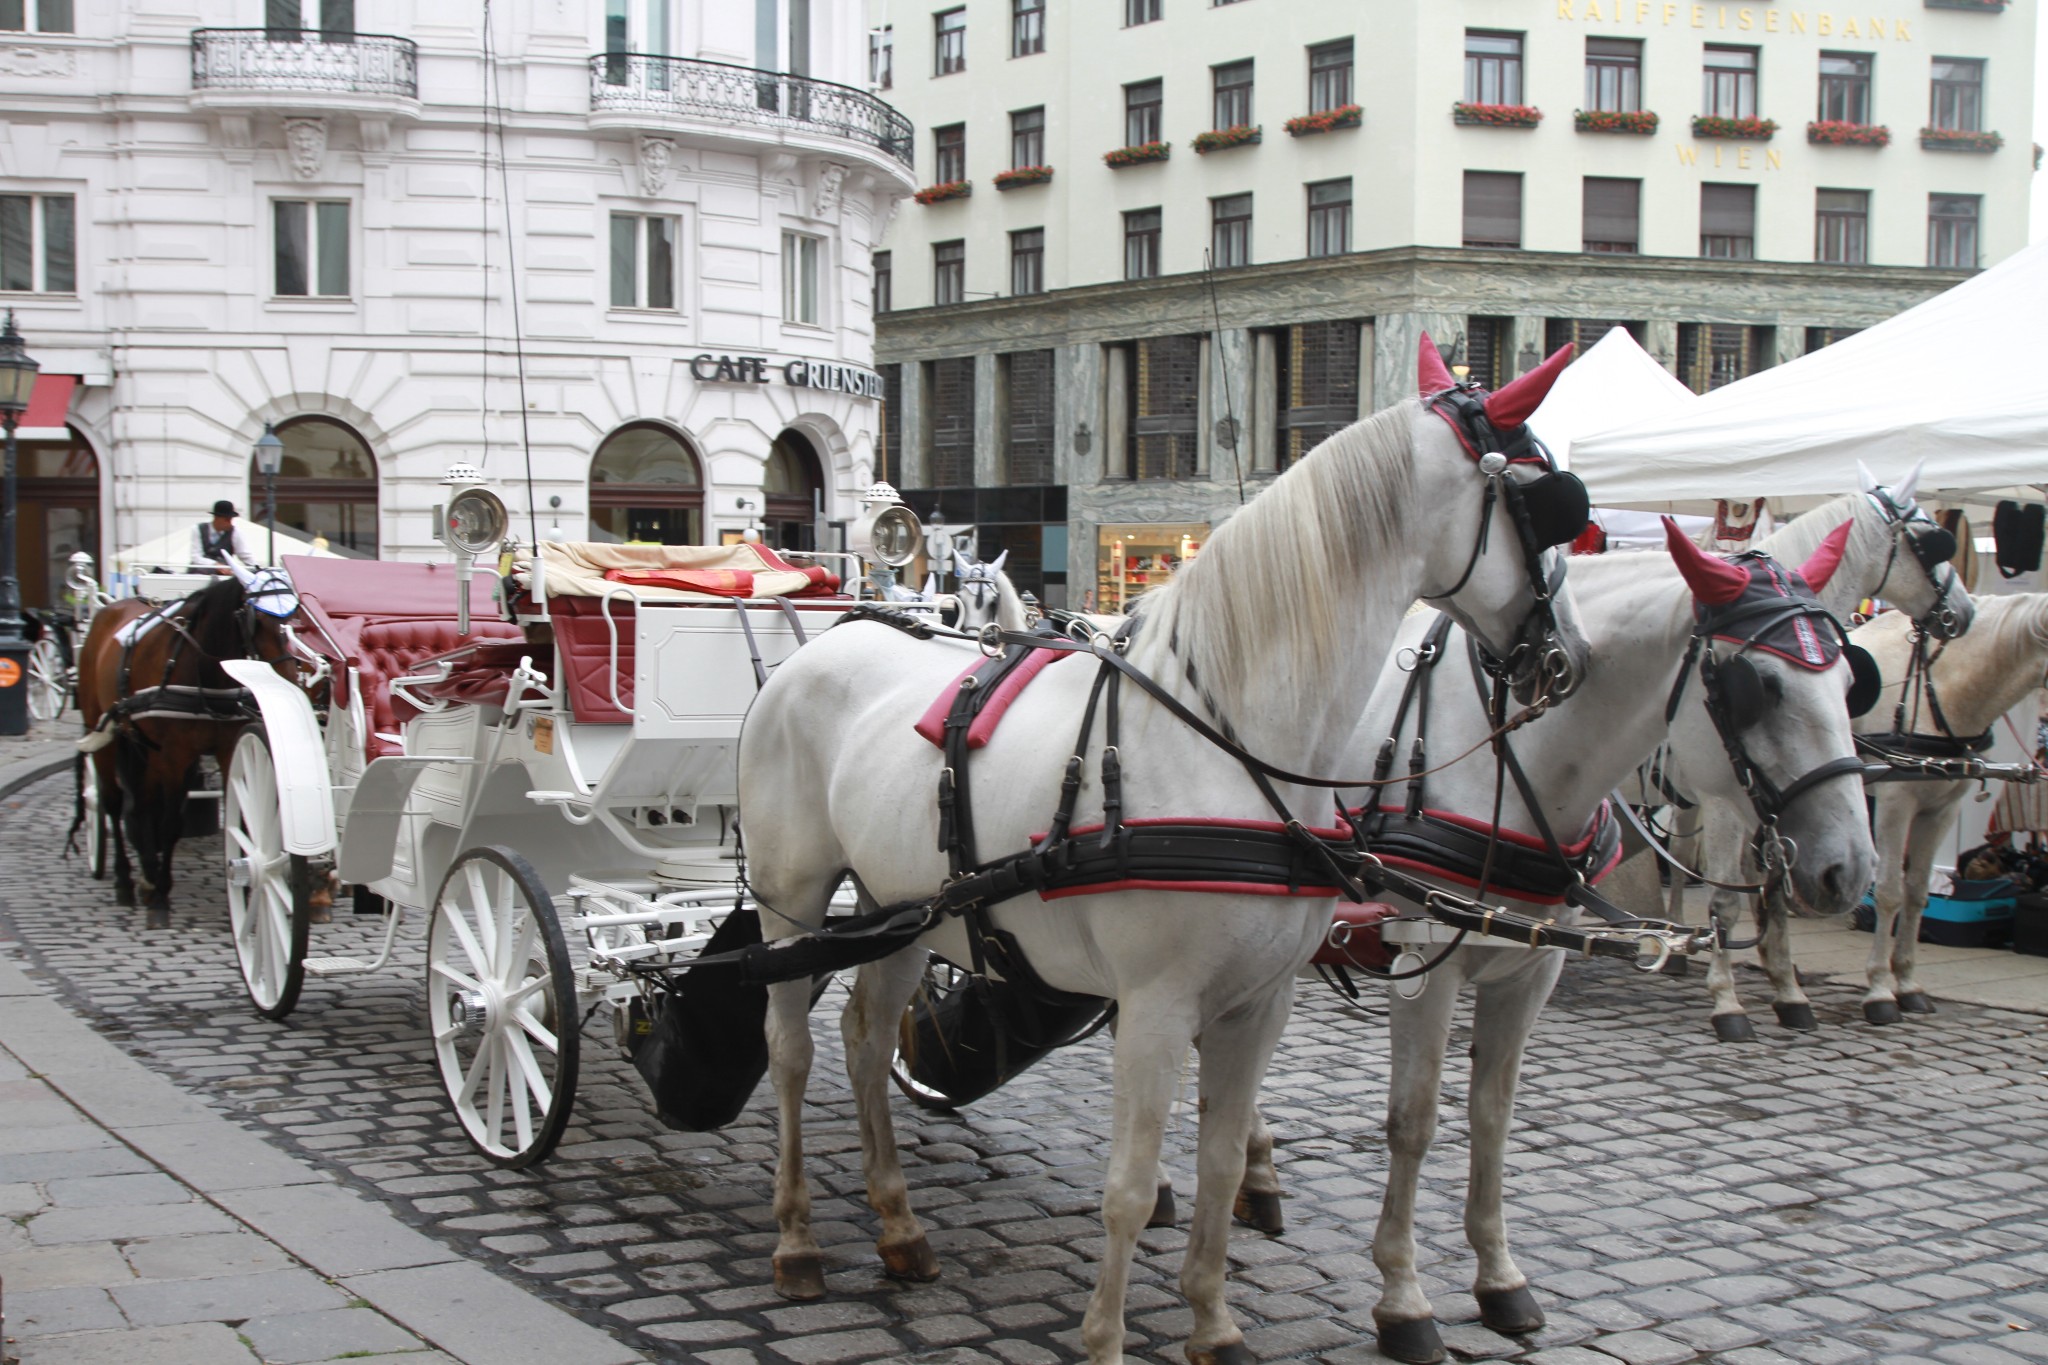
left=588, top=53, right=914, bottom=176
left=190, top=29, right=420, bottom=112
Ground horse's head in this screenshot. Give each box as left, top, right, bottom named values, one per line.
left=213, top=560, right=309, bottom=686
left=1664, top=521, right=1878, bottom=917
left=1855, top=459, right=1974, bottom=639
left=952, top=548, right=1007, bottom=630
left=1413, top=336, right=1591, bottom=705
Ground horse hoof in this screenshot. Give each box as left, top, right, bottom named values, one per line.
left=1711, top=1013, right=1757, bottom=1043
left=1863, top=999, right=1902, bottom=1025
left=773, top=1251, right=827, bottom=1300
left=1185, top=1340, right=1255, bottom=1365
left=1373, top=1315, right=1446, bottom=1364
left=878, top=1235, right=941, bottom=1283
left=1773, top=1002, right=1819, bottom=1032
left=310, top=908, right=332, bottom=926
left=1148, top=1182, right=1177, bottom=1229
left=145, top=908, right=171, bottom=931
left=1233, top=1189, right=1284, bottom=1236
left=1898, top=992, right=1936, bottom=1015
left=1658, top=954, right=1690, bottom=976
left=115, top=887, right=135, bottom=908
left=1476, top=1285, right=1546, bottom=1335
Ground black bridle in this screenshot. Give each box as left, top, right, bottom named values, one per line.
left=1865, top=485, right=1965, bottom=640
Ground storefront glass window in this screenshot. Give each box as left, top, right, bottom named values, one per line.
left=1095, top=521, right=1204, bottom=614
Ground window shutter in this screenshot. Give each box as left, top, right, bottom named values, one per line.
left=1701, top=183, right=1755, bottom=237
left=1582, top=178, right=1639, bottom=247
left=1463, top=173, right=1522, bottom=247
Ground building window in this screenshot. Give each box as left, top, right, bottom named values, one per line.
left=1308, top=39, right=1353, bottom=113
left=1582, top=177, right=1640, bottom=254
left=764, top=430, right=824, bottom=551
left=869, top=25, right=893, bottom=89
left=1462, top=172, right=1522, bottom=249
left=1125, top=79, right=1163, bottom=146
left=1585, top=38, right=1642, bottom=113
left=933, top=239, right=965, bottom=305
left=265, top=0, right=353, bottom=40
left=1010, top=228, right=1044, bottom=296
left=880, top=363, right=904, bottom=475
left=608, top=212, right=677, bottom=310
left=1464, top=316, right=1509, bottom=390
left=1011, top=107, right=1045, bottom=168
left=1306, top=179, right=1351, bottom=258
left=589, top=422, right=702, bottom=547
left=1700, top=183, right=1756, bottom=259
left=1012, top=0, right=1043, bottom=57
left=1211, top=194, right=1251, bottom=269
left=781, top=232, right=819, bottom=325
left=1124, top=208, right=1161, bottom=280
left=1929, top=194, right=1980, bottom=269
left=261, top=414, right=379, bottom=557
left=1815, top=189, right=1869, bottom=265
left=1805, top=326, right=1861, bottom=352
left=1818, top=52, right=1872, bottom=124
left=274, top=199, right=349, bottom=298
left=1276, top=321, right=1360, bottom=468
left=0, top=193, right=74, bottom=294
left=1702, top=46, right=1759, bottom=118
left=873, top=250, right=892, bottom=315
left=0, top=0, right=72, bottom=33
left=1547, top=318, right=1645, bottom=353
left=1676, top=323, right=1768, bottom=393
left=1930, top=57, right=1984, bottom=132
left=934, top=7, right=965, bottom=76
left=929, top=356, right=976, bottom=486
left=934, top=123, right=966, bottom=184
left=1124, top=0, right=1160, bottom=24
left=1464, top=31, right=1523, bottom=106
left=1006, top=349, right=1055, bottom=484
left=1125, top=335, right=1200, bottom=480
left=1212, top=60, right=1253, bottom=129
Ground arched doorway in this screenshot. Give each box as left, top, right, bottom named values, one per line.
left=16, top=427, right=98, bottom=610
left=588, top=422, right=703, bottom=544
left=248, top=416, right=379, bottom=558
left=765, top=429, right=824, bottom=552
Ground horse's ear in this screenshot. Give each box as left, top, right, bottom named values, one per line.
left=1417, top=331, right=1456, bottom=395
left=1798, top=520, right=1853, bottom=594
left=1663, top=516, right=1749, bottom=605
left=921, top=573, right=937, bottom=598
left=1857, top=460, right=1879, bottom=495
left=1482, top=344, right=1575, bottom=430
left=990, top=549, right=1008, bottom=573
left=1894, top=456, right=1925, bottom=506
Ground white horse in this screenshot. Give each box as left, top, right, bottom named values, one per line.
left=949, top=545, right=1028, bottom=631
left=1324, top=527, right=1878, bottom=1363
left=735, top=364, right=1590, bottom=1363
left=1677, top=461, right=1974, bottom=1038
left=1853, top=592, right=2048, bottom=1022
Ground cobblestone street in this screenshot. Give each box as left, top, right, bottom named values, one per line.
left=4, top=769, right=2048, bottom=1365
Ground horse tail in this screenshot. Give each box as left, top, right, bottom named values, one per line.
left=64, top=751, right=85, bottom=857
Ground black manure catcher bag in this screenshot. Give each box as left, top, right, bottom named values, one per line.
left=629, top=907, right=774, bottom=1132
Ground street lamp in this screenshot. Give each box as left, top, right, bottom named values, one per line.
left=253, top=423, right=284, bottom=567
left=0, top=310, right=40, bottom=736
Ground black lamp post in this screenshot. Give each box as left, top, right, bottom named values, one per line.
left=0, top=310, right=40, bottom=736
left=254, top=423, right=284, bottom=567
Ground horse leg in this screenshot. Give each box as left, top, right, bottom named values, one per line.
left=1183, top=990, right=1292, bottom=1365
left=1862, top=794, right=1914, bottom=1024
left=1080, top=999, right=1190, bottom=1365
left=1465, top=960, right=1560, bottom=1337
left=1372, top=968, right=1463, bottom=1365
left=841, top=946, right=941, bottom=1282
left=104, top=772, right=135, bottom=908
left=1892, top=810, right=1946, bottom=1016
left=766, top=971, right=828, bottom=1299
left=1703, top=887, right=1757, bottom=1042
left=1759, top=905, right=1816, bottom=1031
left=1232, top=1108, right=1284, bottom=1235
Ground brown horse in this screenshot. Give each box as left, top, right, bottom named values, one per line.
left=71, top=575, right=302, bottom=928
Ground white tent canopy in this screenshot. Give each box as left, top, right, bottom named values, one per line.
left=1570, top=239, right=2048, bottom=514
left=115, top=521, right=344, bottom=573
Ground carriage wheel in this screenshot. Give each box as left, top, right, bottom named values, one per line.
left=224, top=726, right=313, bottom=1020
left=427, top=846, right=578, bottom=1169
left=27, top=636, right=67, bottom=721
left=81, top=777, right=108, bottom=880
left=890, top=959, right=972, bottom=1112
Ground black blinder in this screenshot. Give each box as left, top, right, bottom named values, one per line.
left=1519, top=470, right=1592, bottom=549
left=1844, top=643, right=1881, bottom=718
left=1715, top=653, right=1768, bottom=731
left=1909, top=525, right=1957, bottom=572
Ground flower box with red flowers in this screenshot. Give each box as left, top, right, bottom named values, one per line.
left=1103, top=141, right=1171, bottom=168
left=1691, top=114, right=1777, bottom=141
left=1573, top=109, right=1659, bottom=135
left=1453, top=102, right=1543, bottom=128
left=1919, top=127, right=2004, bottom=153
left=1192, top=124, right=1261, bottom=154
left=1808, top=121, right=1890, bottom=147
left=1284, top=105, right=1362, bottom=137
left=993, top=165, right=1054, bottom=190
left=912, top=180, right=972, bottom=205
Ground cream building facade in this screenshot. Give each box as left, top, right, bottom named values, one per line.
left=0, top=0, right=913, bottom=607
left=867, top=0, right=2033, bottom=608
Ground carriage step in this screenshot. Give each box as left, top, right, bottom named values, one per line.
left=304, top=956, right=374, bottom=976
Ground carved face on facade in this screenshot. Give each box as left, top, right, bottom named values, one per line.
left=284, top=117, right=327, bottom=180
left=638, top=137, right=673, bottom=197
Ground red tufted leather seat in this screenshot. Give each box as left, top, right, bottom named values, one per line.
left=546, top=595, right=636, bottom=724
left=356, top=617, right=521, bottom=757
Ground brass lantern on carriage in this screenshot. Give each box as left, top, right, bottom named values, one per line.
left=436, top=463, right=509, bottom=636
left=851, top=481, right=923, bottom=571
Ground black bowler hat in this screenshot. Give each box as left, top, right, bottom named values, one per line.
left=213, top=500, right=239, bottom=518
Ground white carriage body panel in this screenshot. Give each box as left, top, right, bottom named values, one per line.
left=221, top=659, right=336, bottom=857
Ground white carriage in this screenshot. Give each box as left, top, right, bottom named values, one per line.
left=221, top=478, right=927, bottom=1166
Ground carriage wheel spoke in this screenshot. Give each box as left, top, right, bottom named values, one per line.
left=505, top=1033, right=538, bottom=1152
left=456, top=1034, right=492, bottom=1106
left=439, top=907, right=491, bottom=982
left=505, top=1030, right=551, bottom=1118
left=492, top=868, right=518, bottom=972
left=502, top=974, right=549, bottom=1008
left=512, top=1008, right=558, bottom=1054
left=430, top=961, right=483, bottom=997
left=462, top=864, right=497, bottom=971
left=505, top=910, right=537, bottom=989
left=485, top=1035, right=507, bottom=1149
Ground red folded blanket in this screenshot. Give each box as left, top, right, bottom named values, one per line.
left=601, top=564, right=841, bottom=597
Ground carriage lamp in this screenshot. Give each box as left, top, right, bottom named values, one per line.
left=0, top=310, right=41, bottom=728
left=851, top=480, right=922, bottom=569
left=254, top=423, right=285, bottom=568
left=438, top=466, right=508, bottom=637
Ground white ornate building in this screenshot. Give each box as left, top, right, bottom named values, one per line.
left=0, top=0, right=913, bottom=605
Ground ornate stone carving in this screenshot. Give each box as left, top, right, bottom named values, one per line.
left=284, top=117, right=328, bottom=181
left=812, top=162, right=849, bottom=219
left=636, top=136, right=674, bottom=197
left=0, top=44, right=76, bottom=78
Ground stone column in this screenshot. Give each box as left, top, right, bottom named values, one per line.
left=1507, top=316, right=1547, bottom=375
left=897, top=360, right=929, bottom=490
left=1206, top=327, right=1253, bottom=484
left=1372, top=311, right=1467, bottom=411
left=1641, top=320, right=1680, bottom=375
left=973, top=351, right=1003, bottom=488
left=1251, top=330, right=1278, bottom=474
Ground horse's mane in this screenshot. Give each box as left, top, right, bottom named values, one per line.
left=190, top=577, right=250, bottom=684
left=1757, top=493, right=1859, bottom=567
left=1139, top=400, right=1420, bottom=706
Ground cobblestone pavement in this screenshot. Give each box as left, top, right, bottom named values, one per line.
left=4, top=769, right=2048, bottom=1365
